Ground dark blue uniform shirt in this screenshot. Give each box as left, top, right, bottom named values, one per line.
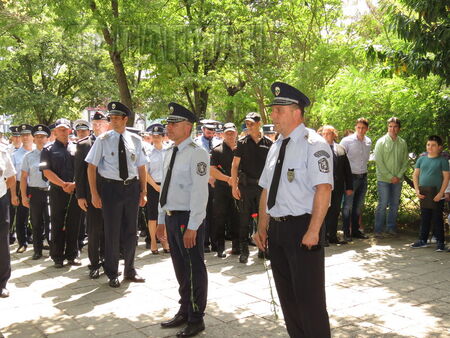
left=40, top=139, right=76, bottom=182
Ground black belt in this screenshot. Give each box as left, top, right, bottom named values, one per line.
left=29, top=186, right=49, bottom=191
left=352, top=173, right=367, bottom=179
left=102, top=177, right=138, bottom=185
left=165, top=210, right=188, bottom=216
left=270, top=214, right=308, bottom=222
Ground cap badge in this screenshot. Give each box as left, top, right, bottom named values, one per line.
left=38, top=126, right=42, bottom=131
left=169, top=106, right=174, bottom=113
left=22, top=125, right=26, bottom=130
left=112, top=103, right=116, bottom=109
left=153, top=127, right=158, bottom=132
left=275, top=86, right=281, bottom=96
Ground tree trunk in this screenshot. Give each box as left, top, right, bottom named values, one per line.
left=109, top=50, right=134, bottom=126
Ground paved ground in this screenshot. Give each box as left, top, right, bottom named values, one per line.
left=1, top=233, right=450, bottom=338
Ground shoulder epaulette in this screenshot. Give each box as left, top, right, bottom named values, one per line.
left=99, top=131, right=112, bottom=140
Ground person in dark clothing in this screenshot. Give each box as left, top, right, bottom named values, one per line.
left=319, top=125, right=353, bottom=245
left=231, top=112, right=272, bottom=264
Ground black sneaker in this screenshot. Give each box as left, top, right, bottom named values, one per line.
left=239, top=254, right=248, bottom=264
left=435, top=243, right=446, bottom=252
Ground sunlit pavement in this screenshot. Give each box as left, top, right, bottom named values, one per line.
left=1, top=234, right=449, bottom=337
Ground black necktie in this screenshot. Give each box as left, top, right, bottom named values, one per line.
left=119, top=134, right=128, bottom=181
left=160, top=146, right=178, bottom=207
left=267, top=137, right=290, bottom=210
left=330, top=144, right=337, bottom=167
left=208, top=138, right=212, bottom=151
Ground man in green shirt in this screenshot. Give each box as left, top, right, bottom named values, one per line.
left=374, top=117, right=409, bottom=237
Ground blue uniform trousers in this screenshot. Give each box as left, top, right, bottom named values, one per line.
left=166, top=211, right=207, bottom=323
left=268, top=214, right=330, bottom=338
left=28, top=187, right=49, bottom=254
left=14, top=183, right=30, bottom=247
left=49, top=186, right=80, bottom=263
left=100, top=179, right=139, bottom=279
left=0, top=193, right=11, bottom=289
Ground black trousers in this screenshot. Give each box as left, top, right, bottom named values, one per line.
left=100, top=180, right=139, bottom=279
left=166, top=211, right=207, bottom=323
left=268, top=215, right=330, bottom=338
left=324, top=185, right=344, bottom=241
left=14, top=183, right=30, bottom=246
left=49, top=186, right=80, bottom=263
left=212, top=183, right=239, bottom=252
left=28, top=187, right=49, bottom=254
left=203, top=184, right=214, bottom=249
left=0, top=193, right=11, bottom=289
left=237, top=184, right=262, bottom=254
left=86, top=199, right=104, bottom=270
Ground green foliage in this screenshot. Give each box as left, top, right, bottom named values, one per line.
left=312, top=67, right=450, bottom=155
left=367, top=0, right=450, bottom=84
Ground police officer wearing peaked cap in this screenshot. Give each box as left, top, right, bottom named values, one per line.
left=20, top=124, right=51, bottom=260
left=158, top=102, right=209, bottom=337
left=12, top=124, right=34, bottom=253
left=74, top=112, right=109, bottom=279
left=253, top=82, right=333, bottom=337
left=85, top=101, right=148, bottom=288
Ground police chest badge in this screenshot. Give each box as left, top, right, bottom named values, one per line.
left=318, top=158, right=329, bottom=173
left=287, top=168, right=295, bottom=182
left=131, top=153, right=136, bottom=162
left=196, top=162, right=207, bottom=176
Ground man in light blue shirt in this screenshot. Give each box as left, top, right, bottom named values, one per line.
left=86, top=101, right=148, bottom=288
left=11, top=124, right=34, bottom=253
left=254, top=82, right=332, bottom=338
left=340, top=118, right=372, bottom=241
left=20, top=124, right=50, bottom=260
left=158, top=102, right=209, bottom=338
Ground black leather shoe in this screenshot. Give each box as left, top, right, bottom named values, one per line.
left=239, top=254, right=248, bottom=264
left=329, top=238, right=347, bottom=245
left=176, top=320, right=205, bottom=337
left=124, top=274, right=145, bottom=283
left=161, top=314, right=188, bottom=328
left=217, top=251, right=226, bottom=258
left=16, top=245, right=27, bottom=253
left=54, top=262, right=64, bottom=268
left=230, top=248, right=241, bottom=255
left=203, top=246, right=211, bottom=253
left=1, top=288, right=10, bottom=298
left=67, top=259, right=82, bottom=266
left=43, top=244, right=50, bottom=250
left=109, top=278, right=120, bottom=288
left=32, top=253, right=42, bottom=260
left=89, top=269, right=100, bottom=279
left=353, top=231, right=368, bottom=239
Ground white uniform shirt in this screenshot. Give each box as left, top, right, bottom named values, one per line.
left=259, top=123, right=333, bottom=217
left=85, top=130, right=148, bottom=180
left=158, top=137, right=209, bottom=230
left=146, top=144, right=168, bottom=183
left=0, top=146, right=17, bottom=198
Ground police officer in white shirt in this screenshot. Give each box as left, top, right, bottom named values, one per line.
left=158, top=103, right=209, bottom=337
left=253, top=82, right=333, bottom=338
left=0, top=144, right=19, bottom=298
left=86, top=102, right=148, bottom=288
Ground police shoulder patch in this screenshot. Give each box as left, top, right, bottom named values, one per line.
left=318, top=158, right=329, bottom=173
left=196, top=162, right=207, bottom=176
left=314, top=150, right=330, bottom=158
left=189, top=142, right=198, bottom=148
